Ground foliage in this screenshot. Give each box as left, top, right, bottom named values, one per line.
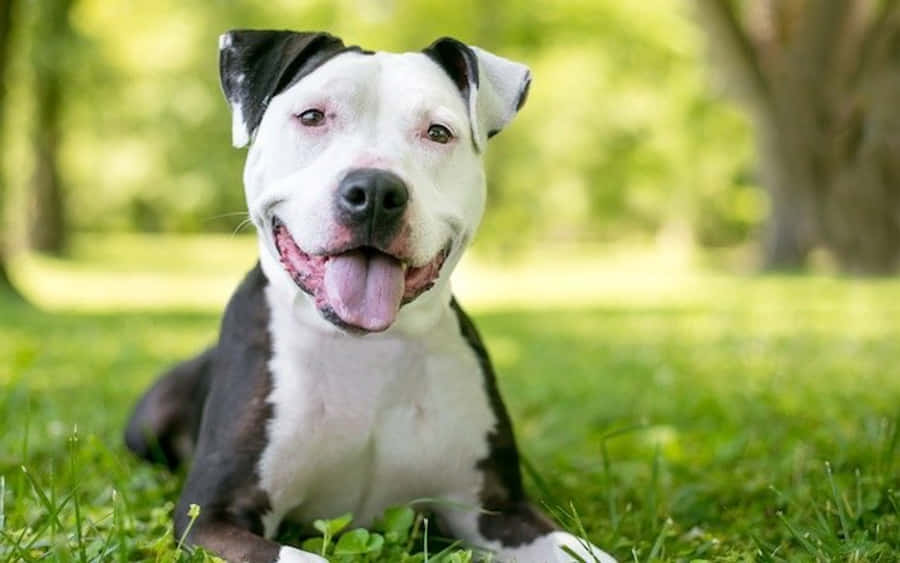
left=296, top=506, right=474, bottom=562
left=1, top=235, right=898, bottom=561
left=2, top=0, right=758, bottom=253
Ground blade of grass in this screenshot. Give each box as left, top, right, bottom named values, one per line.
left=809, top=494, right=835, bottom=538
left=601, top=441, right=619, bottom=532
left=519, top=454, right=555, bottom=502
left=405, top=512, right=425, bottom=555
left=646, top=517, right=671, bottom=561
left=645, top=444, right=661, bottom=535
left=560, top=545, right=588, bottom=563
left=424, top=516, right=429, bottom=563
left=428, top=539, right=464, bottom=562
left=776, top=511, right=819, bottom=557
left=885, top=489, right=898, bottom=516
left=99, top=507, right=122, bottom=563
left=881, top=415, right=899, bottom=480
left=19, top=490, right=74, bottom=554
left=20, top=465, right=69, bottom=535
left=564, top=501, right=607, bottom=563
left=69, top=428, right=87, bottom=563
left=825, top=462, right=851, bottom=540
left=113, top=489, right=129, bottom=563
left=0, top=527, right=37, bottom=563
left=174, top=503, right=201, bottom=559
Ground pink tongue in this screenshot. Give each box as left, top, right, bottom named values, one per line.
left=323, top=250, right=405, bottom=332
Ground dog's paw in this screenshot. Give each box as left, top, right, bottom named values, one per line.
left=276, top=545, right=329, bottom=563
left=545, top=531, right=617, bottom=563
left=494, top=530, right=616, bottom=563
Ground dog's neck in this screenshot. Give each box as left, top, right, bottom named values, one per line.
left=257, top=239, right=456, bottom=339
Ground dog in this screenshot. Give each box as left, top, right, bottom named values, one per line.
left=125, top=30, right=615, bottom=563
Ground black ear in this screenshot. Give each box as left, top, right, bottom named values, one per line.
left=219, top=30, right=346, bottom=147
left=424, top=37, right=531, bottom=152
left=424, top=37, right=480, bottom=112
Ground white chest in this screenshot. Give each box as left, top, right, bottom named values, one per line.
left=257, top=290, right=495, bottom=537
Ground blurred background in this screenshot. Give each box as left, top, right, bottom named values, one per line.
left=1, top=0, right=896, bottom=305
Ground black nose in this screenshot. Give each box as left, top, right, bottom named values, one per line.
left=336, top=168, right=409, bottom=241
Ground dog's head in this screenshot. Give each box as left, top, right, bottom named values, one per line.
left=219, top=30, right=530, bottom=334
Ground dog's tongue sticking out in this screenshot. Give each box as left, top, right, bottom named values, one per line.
left=323, top=250, right=405, bottom=332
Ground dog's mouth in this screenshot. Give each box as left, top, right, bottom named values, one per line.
left=272, top=217, right=450, bottom=333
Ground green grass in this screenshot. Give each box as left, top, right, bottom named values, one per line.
left=1, top=235, right=899, bottom=562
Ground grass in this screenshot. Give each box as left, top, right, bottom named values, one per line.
left=1, top=234, right=899, bottom=562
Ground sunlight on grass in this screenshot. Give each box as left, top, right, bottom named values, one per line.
left=12, top=234, right=258, bottom=311
left=8, top=232, right=748, bottom=311
left=12, top=234, right=900, bottom=335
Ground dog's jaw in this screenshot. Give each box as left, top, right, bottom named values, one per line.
left=271, top=217, right=451, bottom=333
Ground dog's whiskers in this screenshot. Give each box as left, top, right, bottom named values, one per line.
left=204, top=211, right=251, bottom=222
left=231, top=217, right=255, bottom=237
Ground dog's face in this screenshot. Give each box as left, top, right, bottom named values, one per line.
left=219, top=31, right=530, bottom=333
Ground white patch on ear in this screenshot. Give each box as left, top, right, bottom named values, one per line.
left=219, top=31, right=249, bottom=148
left=468, top=46, right=531, bottom=151
left=231, top=101, right=250, bottom=148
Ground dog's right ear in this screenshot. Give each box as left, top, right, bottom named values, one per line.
left=219, top=30, right=345, bottom=148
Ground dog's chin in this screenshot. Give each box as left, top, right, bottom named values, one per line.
left=271, top=217, right=450, bottom=334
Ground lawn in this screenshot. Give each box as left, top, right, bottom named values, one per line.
left=1, top=235, right=898, bottom=562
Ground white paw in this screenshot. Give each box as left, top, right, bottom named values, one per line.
left=549, top=531, right=616, bottom=563
left=276, top=545, right=329, bottom=563
left=494, top=531, right=617, bottom=563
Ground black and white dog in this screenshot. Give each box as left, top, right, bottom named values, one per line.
left=125, top=30, right=615, bottom=563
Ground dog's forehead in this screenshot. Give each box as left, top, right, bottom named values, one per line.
left=282, top=50, right=465, bottom=110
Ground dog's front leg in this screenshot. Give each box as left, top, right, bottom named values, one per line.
left=436, top=501, right=616, bottom=563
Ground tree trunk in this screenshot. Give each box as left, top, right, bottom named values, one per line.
left=27, top=0, right=72, bottom=254
left=0, top=0, right=21, bottom=296
left=697, top=0, right=900, bottom=273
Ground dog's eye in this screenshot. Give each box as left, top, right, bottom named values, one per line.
left=426, top=124, right=453, bottom=144
left=297, top=109, right=326, bottom=127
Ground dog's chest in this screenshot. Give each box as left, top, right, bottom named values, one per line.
left=257, top=292, right=495, bottom=536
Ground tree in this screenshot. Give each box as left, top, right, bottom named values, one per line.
left=0, top=0, right=20, bottom=295
left=697, top=0, right=900, bottom=272
left=28, top=0, right=73, bottom=254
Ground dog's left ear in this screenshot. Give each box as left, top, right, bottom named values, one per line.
left=424, top=38, right=531, bottom=152
left=219, top=29, right=346, bottom=147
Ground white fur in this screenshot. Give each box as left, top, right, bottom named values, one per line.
left=258, top=273, right=493, bottom=534
left=439, top=508, right=616, bottom=563
left=245, top=50, right=485, bottom=290
left=276, top=545, right=327, bottom=563
left=231, top=102, right=250, bottom=148
left=506, top=531, right=617, bottom=563
left=468, top=46, right=531, bottom=151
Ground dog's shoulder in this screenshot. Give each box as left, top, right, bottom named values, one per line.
left=174, top=262, right=277, bottom=536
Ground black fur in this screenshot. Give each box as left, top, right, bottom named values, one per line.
left=423, top=38, right=480, bottom=147
left=125, top=347, right=213, bottom=469
left=219, top=30, right=348, bottom=142
left=423, top=37, right=480, bottom=104
left=127, top=264, right=283, bottom=562
left=450, top=299, right=555, bottom=546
